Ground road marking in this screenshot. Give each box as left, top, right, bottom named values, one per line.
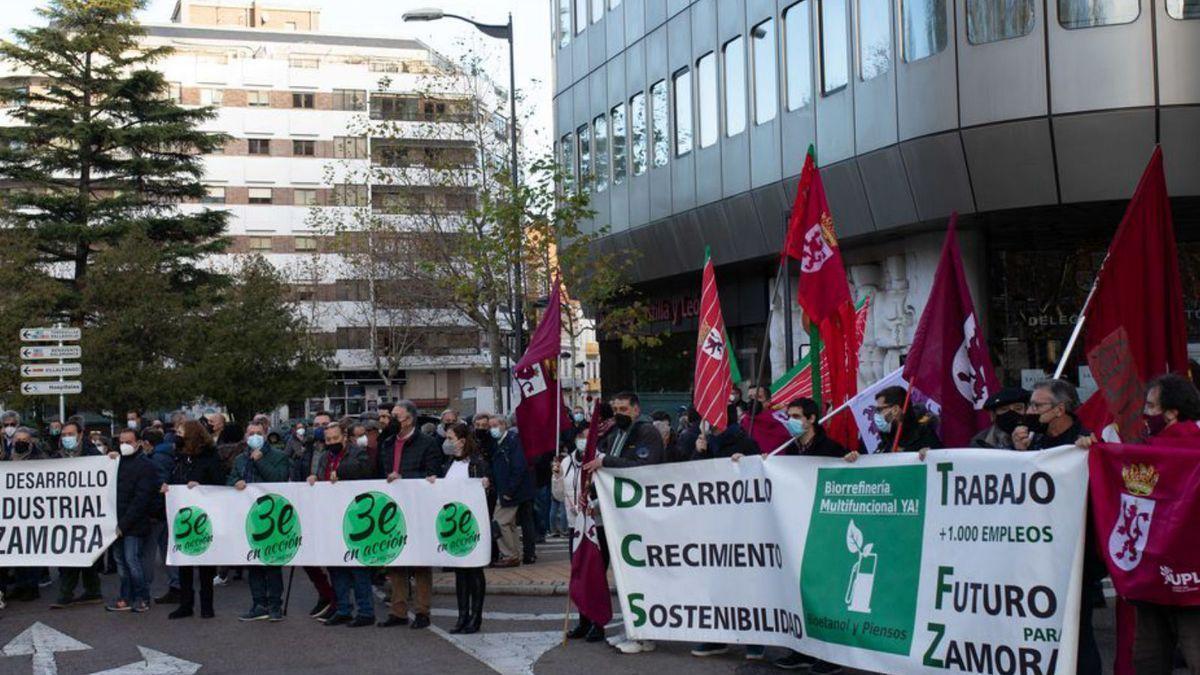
left=88, top=646, right=201, bottom=675
left=2, top=622, right=91, bottom=675
left=431, top=626, right=562, bottom=675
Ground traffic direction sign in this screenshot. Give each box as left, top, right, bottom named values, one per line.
left=19, top=327, right=81, bottom=342
left=19, top=345, right=82, bottom=360
left=19, top=380, right=82, bottom=395
left=20, top=363, right=82, bottom=378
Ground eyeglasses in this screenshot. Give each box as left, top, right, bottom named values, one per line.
left=1028, top=400, right=1057, bottom=412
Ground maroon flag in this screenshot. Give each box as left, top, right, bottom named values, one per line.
left=902, top=213, right=999, bottom=447
left=1090, top=441, right=1200, bottom=606
left=693, top=249, right=733, bottom=432
left=569, top=401, right=613, bottom=627
left=514, top=278, right=570, bottom=462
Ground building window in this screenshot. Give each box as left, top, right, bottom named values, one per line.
left=722, top=36, right=747, bottom=137
left=591, top=0, right=603, bottom=23
left=820, top=0, right=849, bottom=94
left=559, top=0, right=572, bottom=47
left=859, top=0, right=892, bottom=80
left=292, top=140, right=316, bottom=156
left=248, top=236, right=272, bottom=251
left=334, top=184, right=368, bottom=207
left=292, top=92, right=315, bottom=109
left=671, top=68, right=693, bottom=156
left=294, top=189, right=318, bottom=206
left=649, top=79, right=668, bottom=167
left=248, top=188, right=273, bottom=204
left=289, top=56, right=320, bottom=69
left=751, top=19, right=778, bottom=124
left=560, top=132, right=576, bottom=193
left=334, top=136, right=367, bottom=159
left=575, top=0, right=587, bottom=33
left=333, top=89, right=365, bottom=111
left=610, top=102, right=627, bottom=184
left=1167, top=0, right=1200, bottom=19
left=167, top=82, right=182, bottom=103
left=903, top=0, right=948, bottom=61
left=200, top=88, right=223, bottom=106
left=630, top=91, right=647, bottom=176
left=593, top=113, right=609, bottom=192
left=247, top=90, right=269, bottom=107
left=577, top=123, right=591, bottom=191
left=248, top=138, right=271, bottom=155
left=1058, top=0, right=1139, bottom=27
left=201, top=186, right=225, bottom=204
left=966, top=0, right=1035, bottom=43
left=696, top=53, right=718, bottom=148
left=784, top=2, right=814, bottom=110
left=294, top=235, right=317, bottom=252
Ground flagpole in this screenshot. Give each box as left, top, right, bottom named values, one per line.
left=1052, top=277, right=1101, bottom=380
left=749, top=260, right=789, bottom=438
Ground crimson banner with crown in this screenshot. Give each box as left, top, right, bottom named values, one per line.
left=1090, top=442, right=1200, bottom=605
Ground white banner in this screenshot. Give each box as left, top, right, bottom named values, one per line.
left=595, top=447, right=1087, bottom=675
left=0, top=455, right=118, bottom=567
left=166, top=478, right=491, bottom=568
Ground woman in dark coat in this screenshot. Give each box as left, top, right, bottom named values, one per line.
left=430, top=422, right=491, bottom=634
left=163, top=419, right=225, bottom=619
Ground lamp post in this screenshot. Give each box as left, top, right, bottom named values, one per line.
left=402, top=7, right=526, bottom=358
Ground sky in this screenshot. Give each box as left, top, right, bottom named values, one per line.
left=0, top=0, right=555, bottom=156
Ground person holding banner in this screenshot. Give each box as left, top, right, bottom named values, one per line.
left=50, top=420, right=106, bottom=609
left=165, top=420, right=227, bottom=620
left=970, top=387, right=1029, bottom=450
left=781, top=398, right=854, bottom=462
left=429, top=422, right=491, bottom=634
left=107, top=429, right=159, bottom=613
left=1013, top=380, right=1088, bottom=451
left=229, top=422, right=292, bottom=622
left=872, top=386, right=941, bottom=457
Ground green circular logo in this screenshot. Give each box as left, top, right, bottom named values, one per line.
left=436, top=501, right=481, bottom=557
left=172, top=506, right=213, bottom=556
left=342, top=491, right=407, bottom=566
left=244, top=493, right=302, bottom=565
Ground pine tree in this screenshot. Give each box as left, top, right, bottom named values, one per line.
left=0, top=0, right=228, bottom=323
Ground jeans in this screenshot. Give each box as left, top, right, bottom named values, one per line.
left=247, top=567, right=283, bottom=613
left=154, top=520, right=180, bottom=590
left=534, top=485, right=551, bottom=536
left=113, top=535, right=150, bottom=605
left=549, top=498, right=568, bottom=533
left=330, top=567, right=374, bottom=619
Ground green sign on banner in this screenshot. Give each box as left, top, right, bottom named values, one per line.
left=435, top=501, right=481, bottom=557
left=342, top=491, right=407, bottom=566
left=172, top=506, right=213, bottom=556
left=799, top=465, right=926, bottom=655
left=245, top=493, right=302, bottom=565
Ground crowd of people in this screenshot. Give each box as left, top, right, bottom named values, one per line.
left=0, top=374, right=1196, bottom=674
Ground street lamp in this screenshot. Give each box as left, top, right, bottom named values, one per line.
left=403, top=7, right=526, bottom=357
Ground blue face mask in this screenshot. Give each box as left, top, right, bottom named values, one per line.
left=61, top=435, right=78, bottom=450
left=247, top=434, right=265, bottom=450
left=873, top=412, right=891, bottom=433
left=785, top=418, right=807, bottom=437
left=490, top=427, right=503, bottom=440
left=573, top=413, right=584, bottom=423
left=314, top=427, right=326, bottom=443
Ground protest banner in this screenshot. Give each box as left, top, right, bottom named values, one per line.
left=0, top=455, right=117, bottom=566
left=166, top=478, right=490, bottom=568
left=595, top=447, right=1087, bottom=674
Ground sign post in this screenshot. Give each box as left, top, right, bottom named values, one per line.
left=20, top=325, right=81, bottom=421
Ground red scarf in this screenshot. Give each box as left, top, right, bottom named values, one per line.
left=390, top=429, right=413, bottom=476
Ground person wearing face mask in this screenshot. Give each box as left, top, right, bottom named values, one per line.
left=1, top=410, right=22, bottom=457
left=286, top=412, right=337, bottom=621
left=107, top=429, right=159, bottom=613
left=670, top=406, right=703, bottom=462
left=126, top=409, right=142, bottom=433
left=690, top=404, right=760, bottom=460
left=148, top=420, right=182, bottom=605
left=48, top=421, right=106, bottom=609
left=970, top=388, right=1030, bottom=450
left=164, top=420, right=226, bottom=619
left=649, top=410, right=674, bottom=449
left=872, top=386, right=942, bottom=457
left=45, top=419, right=63, bottom=455
left=558, top=426, right=608, bottom=642
left=427, top=422, right=491, bottom=634
left=1012, top=379, right=1087, bottom=451
left=228, top=423, right=291, bottom=622
left=488, top=415, right=535, bottom=568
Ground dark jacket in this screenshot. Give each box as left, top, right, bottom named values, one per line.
left=228, top=444, right=291, bottom=485
left=169, top=444, right=226, bottom=487
left=116, top=453, right=160, bottom=537
left=313, top=443, right=372, bottom=481
left=601, top=419, right=666, bottom=468
left=788, top=429, right=847, bottom=458
left=376, top=428, right=442, bottom=480
left=970, top=425, right=1014, bottom=450
left=1030, top=417, right=1087, bottom=450
left=148, top=439, right=175, bottom=485
left=291, top=438, right=321, bottom=482
left=671, top=422, right=702, bottom=462
left=878, top=416, right=943, bottom=454
left=439, top=453, right=490, bottom=481
left=491, top=430, right=534, bottom=506
left=694, top=423, right=761, bottom=460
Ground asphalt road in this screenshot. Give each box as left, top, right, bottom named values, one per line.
left=0, top=562, right=1126, bottom=675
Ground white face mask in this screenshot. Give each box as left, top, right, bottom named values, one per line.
left=127, top=420, right=139, bottom=430
left=3, top=425, right=16, bottom=437
left=295, top=427, right=306, bottom=438
left=119, top=443, right=137, bottom=456
left=575, top=438, right=587, bottom=452
left=355, top=435, right=369, bottom=448
left=443, top=438, right=459, bottom=456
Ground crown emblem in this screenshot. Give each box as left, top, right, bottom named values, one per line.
left=1121, top=463, right=1160, bottom=497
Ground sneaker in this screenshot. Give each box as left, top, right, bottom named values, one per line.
left=774, top=652, right=816, bottom=670
left=324, top=614, right=352, bottom=627
left=106, top=600, right=132, bottom=612
left=38, top=576, right=53, bottom=588
left=308, top=600, right=330, bottom=618
left=606, top=633, right=625, bottom=647
left=690, top=643, right=730, bottom=657
left=745, top=645, right=767, bottom=661
left=239, top=607, right=270, bottom=622
left=49, top=597, right=74, bottom=609
left=316, top=605, right=338, bottom=622
left=75, top=593, right=103, bottom=606
left=132, top=601, right=151, bottom=613
left=410, top=613, right=430, bottom=629
left=212, top=574, right=228, bottom=587
left=615, top=640, right=656, bottom=654
left=566, top=622, right=592, bottom=639
left=811, top=662, right=843, bottom=674
left=269, top=609, right=285, bottom=622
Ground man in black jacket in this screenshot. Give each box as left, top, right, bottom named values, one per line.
left=107, top=429, right=159, bottom=613
left=51, top=421, right=106, bottom=609
left=376, top=400, right=441, bottom=629
left=583, top=392, right=665, bottom=471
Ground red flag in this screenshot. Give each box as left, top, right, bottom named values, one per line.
left=1078, top=147, right=1187, bottom=432
left=693, top=250, right=733, bottom=432
left=569, top=400, right=613, bottom=627
left=902, top=213, right=999, bottom=447
left=784, top=148, right=859, bottom=449
left=514, top=278, right=571, bottom=462
left=769, top=296, right=870, bottom=407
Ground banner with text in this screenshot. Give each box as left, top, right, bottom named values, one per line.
left=0, top=455, right=118, bottom=567
left=166, top=478, right=490, bottom=568
left=595, top=446, right=1087, bottom=675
